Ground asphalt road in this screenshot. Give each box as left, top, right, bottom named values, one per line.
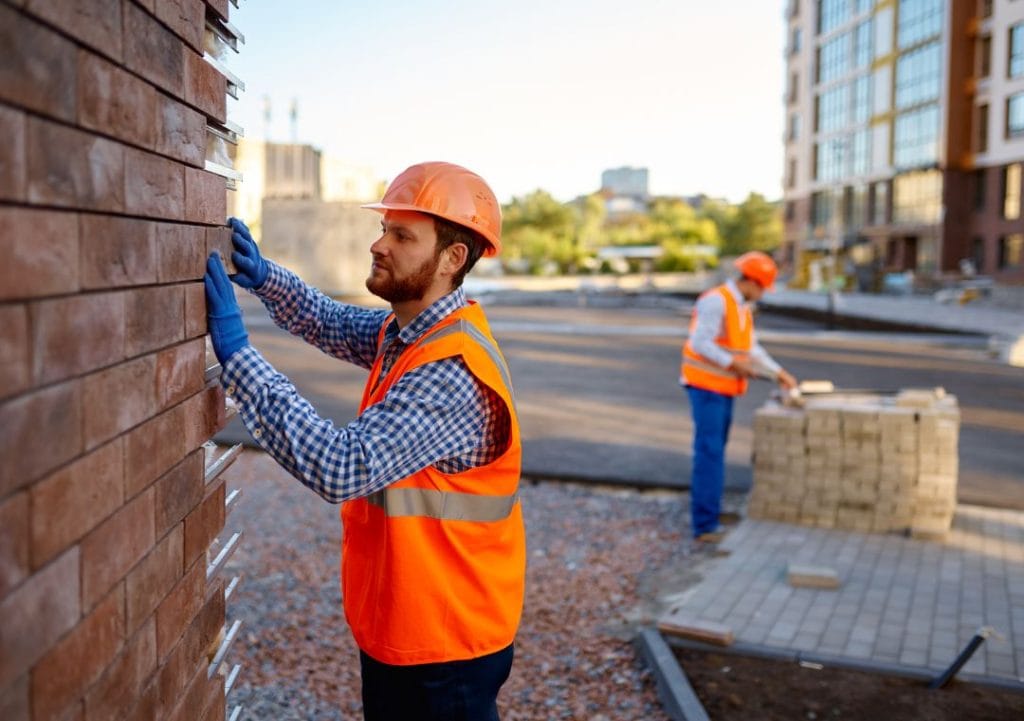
left=218, top=291, right=1024, bottom=510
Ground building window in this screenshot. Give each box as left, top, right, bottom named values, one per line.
left=788, top=158, right=797, bottom=188
left=971, top=237, right=985, bottom=273
left=815, top=136, right=849, bottom=182
left=893, top=169, right=942, bottom=225
left=978, top=35, right=991, bottom=78
left=978, top=103, right=990, bottom=152
left=818, top=32, right=852, bottom=84
left=791, top=27, right=803, bottom=55
left=980, top=0, right=993, bottom=20
left=895, top=41, right=941, bottom=109
left=817, top=83, right=850, bottom=134
left=788, top=113, right=802, bottom=141
left=854, top=20, right=873, bottom=68
left=1004, top=163, right=1022, bottom=220
left=788, top=71, right=799, bottom=103
left=1009, top=93, right=1024, bottom=138
left=819, top=0, right=852, bottom=35
left=897, top=0, right=944, bottom=49
left=870, top=180, right=889, bottom=225
left=894, top=104, right=940, bottom=168
left=852, top=74, right=871, bottom=123
left=999, top=234, right=1024, bottom=268
left=973, top=169, right=987, bottom=211
left=812, top=191, right=834, bottom=227
left=1012, top=24, right=1024, bottom=78
left=851, top=127, right=871, bottom=176
left=785, top=201, right=795, bottom=221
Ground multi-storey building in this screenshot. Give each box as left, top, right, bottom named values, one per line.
left=782, top=0, right=1024, bottom=288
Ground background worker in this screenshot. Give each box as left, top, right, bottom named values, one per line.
left=680, top=251, right=797, bottom=544
left=203, top=162, right=525, bottom=721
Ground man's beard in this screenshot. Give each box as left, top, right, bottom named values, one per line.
left=365, top=252, right=440, bottom=303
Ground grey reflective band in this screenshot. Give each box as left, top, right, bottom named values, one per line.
left=366, top=487, right=520, bottom=521
left=421, top=320, right=516, bottom=400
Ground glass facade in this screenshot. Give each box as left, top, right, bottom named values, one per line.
left=816, top=83, right=849, bottom=133
left=893, top=170, right=942, bottom=225
left=1000, top=234, right=1024, bottom=268
left=818, top=33, right=851, bottom=83
left=897, top=0, right=944, bottom=49
left=1005, top=163, right=1022, bottom=220
left=894, top=104, right=940, bottom=168
left=1008, top=94, right=1024, bottom=138
left=819, top=0, right=851, bottom=35
left=1011, top=23, right=1024, bottom=78
left=895, top=42, right=941, bottom=109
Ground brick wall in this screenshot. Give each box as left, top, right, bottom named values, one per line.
left=0, top=2, right=241, bottom=719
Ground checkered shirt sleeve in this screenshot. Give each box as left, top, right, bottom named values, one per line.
left=221, top=272, right=510, bottom=503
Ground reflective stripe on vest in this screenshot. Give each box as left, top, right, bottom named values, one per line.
left=420, top=318, right=516, bottom=405
left=366, top=487, right=519, bottom=521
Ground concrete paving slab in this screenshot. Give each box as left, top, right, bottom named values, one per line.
left=658, top=504, right=1024, bottom=687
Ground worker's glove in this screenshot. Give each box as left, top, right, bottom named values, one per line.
left=227, top=217, right=269, bottom=290
left=205, top=253, right=250, bottom=364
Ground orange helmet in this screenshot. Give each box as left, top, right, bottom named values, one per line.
left=362, top=161, right=502, bottom=256
left=735, top=251, right=778, bottom=290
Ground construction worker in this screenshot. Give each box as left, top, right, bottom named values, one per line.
left=203, top=162, right=525, bottom=721
left=680, top=251, right=797, bottom=544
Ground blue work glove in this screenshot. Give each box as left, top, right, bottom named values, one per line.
left=227, top=217, right=269, bottom=290
left=205, top=253, right=250, bottom=364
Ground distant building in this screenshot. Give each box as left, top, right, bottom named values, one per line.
left=782, top=0, right=1024, bottom=285
left=601, top=166, right=650, bottom=198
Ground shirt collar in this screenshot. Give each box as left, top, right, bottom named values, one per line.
left=725, top=278, right=745, bottom=305
left=384, top=287, right=469, bottom=345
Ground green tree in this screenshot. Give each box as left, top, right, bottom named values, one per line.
left=718, top=193, right=782, bottom=255
left=501, top=190, right=579, bottom=273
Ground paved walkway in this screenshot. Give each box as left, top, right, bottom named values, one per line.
left=659, top=504, right=1024, bottom=686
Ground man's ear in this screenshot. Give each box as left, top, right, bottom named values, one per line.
left=441, top=243, right=469, bottom=277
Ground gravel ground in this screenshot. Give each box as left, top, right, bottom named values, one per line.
left=220, top=450, right=727, bottom=720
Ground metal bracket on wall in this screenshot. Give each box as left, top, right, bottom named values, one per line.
left=224, top=575, right=242, bottom=603
left=207, top=531, right=242, bottom=582
left=207, top=118, right=244, bottom=146
left=203, top=54, right=245, bottom=99
left=204, top=160, right=243, bottom=190
left=206, top=14, right=245, bottom=52
left=208, top=618, right=242, bottom=679
left=228, top=706, right=242, bottom=721
left=204, top=443, right=243, bottom=485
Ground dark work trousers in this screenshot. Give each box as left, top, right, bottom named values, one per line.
left=359, top=643, right=514, bottom=721
left=686, top=384, right=734, bottom=537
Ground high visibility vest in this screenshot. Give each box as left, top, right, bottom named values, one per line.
left=680, top=284, right=753, bottom=397
left=340, top=301, right=525, bottom=666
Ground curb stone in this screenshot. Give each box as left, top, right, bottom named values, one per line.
left=635, top=627, right=711, bottom=721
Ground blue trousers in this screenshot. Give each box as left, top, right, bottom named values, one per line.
left=360, top=643, right=513, bottom=721
left=686, top=385, right=734, bottom=537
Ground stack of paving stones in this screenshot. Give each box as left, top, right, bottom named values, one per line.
left=748, top=388, right=959, bottom=538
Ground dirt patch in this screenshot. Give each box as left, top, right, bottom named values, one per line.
left=672, top=647, right=1024, bottom=721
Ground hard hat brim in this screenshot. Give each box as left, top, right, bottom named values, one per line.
left=361, top=201, right=500, bottom=257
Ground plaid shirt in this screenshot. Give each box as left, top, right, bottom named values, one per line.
left=221, top=262, right=509, bottom=503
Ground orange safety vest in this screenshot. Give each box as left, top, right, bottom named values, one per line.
left=680, top=284, right=753, bottom=397
left=340, top=302, right=525, bottom=666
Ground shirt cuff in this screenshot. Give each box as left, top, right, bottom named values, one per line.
left=248, top=261, right=291, bottom=302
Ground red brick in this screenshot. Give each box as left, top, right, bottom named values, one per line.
left=184, top=480, right=224, bottom=567
left=85, top=617, right=156, bottom=721
left=124, top=147, right=185, bottom=219
left=0, top=5, right=76, bottom=121
left=0, top=492, right=29, bottom=598
left=155, top=0, right=204, bottom=53
left=79, top=215, right=157, bottom=289
left=31, top=439, right=124, bottom=569
left=167, top=666, right=222, bottom=721
left=123, top=679, right=158, bottom=721
left=156, top=337, right=205, bottom=409
left=31, top=585, right=125, bottom=721
left=186, top=167, right=228, bottom=225
left=82, top=354, right=157, bottom=450
left=154, top=450, right=205, bottom=538
left=0, top=673, right=28, bottom=721
left=184, top=281, right=208, bottom=339
left=0, top=548, right=80, bottom=689
left=0, top=381, right=82, bottom=496
left=156, top=578, right=222, bottom=712
left=125, top=525, right=183, bottom=635
left=184, top=50, right=227, bottom=122
left=199, top=677, right=225, bottom=721
left=124, top=285, right=184, bottom=358
left=155, top=556, right=205, bottom=658
left=80, top=488, right=155, bottom=609
left=155, top=94, right=205, bottom=167
left=123, top=2, right=185, bottom=98
left=0, top=207, right=79, bottom=301
left=77, top=49, right=157, bottom=149
left=124, top=404, right=186, bottom=498
left=0, top=104, right=26, bottom=201
left=205, top=224, right=235, bottom=269
left=0, top=304, right=29, bottom=400
left=27, top=117, right=125, bottom=211
left=30, top=292, right=124, bottom=385
left=25, top=0, right=124, bottom=61
left=157, top=222, right=206, bottom=282
left=182, top=384, right=226, bottom=451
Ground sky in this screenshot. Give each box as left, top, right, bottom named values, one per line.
left=226, top=1, right=787, bottom=205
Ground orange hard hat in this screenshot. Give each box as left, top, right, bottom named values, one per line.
left=362, top=161, right=502, bottom=256
left=735, top=251, right=778, bottom=289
